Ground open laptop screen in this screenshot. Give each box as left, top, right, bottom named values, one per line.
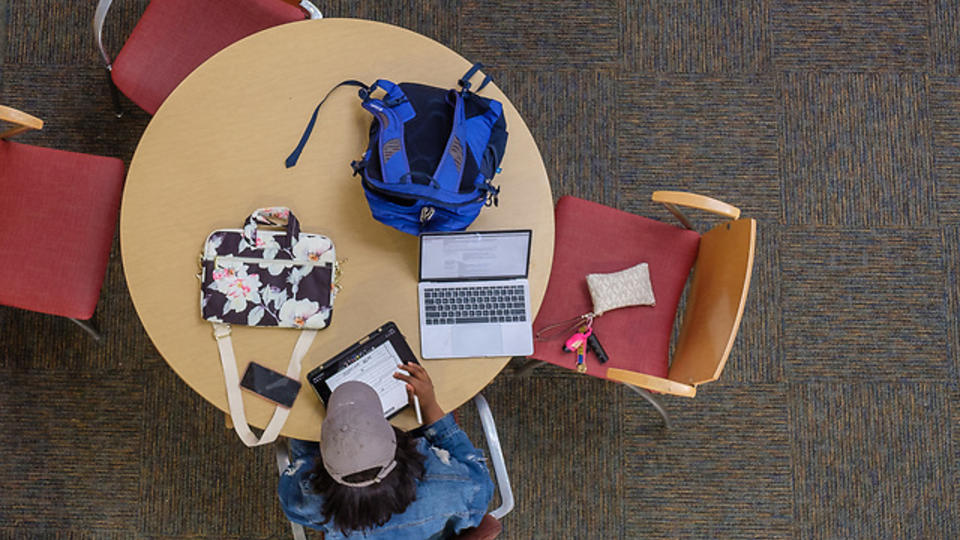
left=419, top=230, right=531, bottom=281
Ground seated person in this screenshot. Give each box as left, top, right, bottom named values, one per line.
left=278, top=362, right=495, bottom=539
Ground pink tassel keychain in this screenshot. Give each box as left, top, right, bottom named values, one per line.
left=537, top=314, right=595, bottom=373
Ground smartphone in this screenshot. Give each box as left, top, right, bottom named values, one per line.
left=239, top=362, right=302, bottom=408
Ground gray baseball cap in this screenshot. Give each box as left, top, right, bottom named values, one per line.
left=321, top=381, right=398, bottom=488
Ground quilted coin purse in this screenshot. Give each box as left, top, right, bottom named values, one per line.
left=585, top=262, right=655, bottom=316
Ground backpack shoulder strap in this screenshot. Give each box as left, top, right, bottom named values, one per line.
left=359, top=80, right=417, bottom=185
left=458, top=62, right=492, bottom=93
left=285, top=79, right=370, bottom=168
left=431, top=64, right=502, bottom=196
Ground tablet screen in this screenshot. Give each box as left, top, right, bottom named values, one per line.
left=307, top=322, right=418, bottom=419
left=325, top=340, right=409, bottom=417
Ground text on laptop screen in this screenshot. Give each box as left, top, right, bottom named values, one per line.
left=420, top=231, right=531, bottom=281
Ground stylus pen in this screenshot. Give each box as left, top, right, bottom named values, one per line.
left=413, top=395, right=423, bottom=425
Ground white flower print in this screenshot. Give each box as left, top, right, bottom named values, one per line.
left=305, top=306, right=331, bottom=329
left=278, top=299, right=322, bottom=328
left=247, top=306, right=265, bottom=326
left=286, top=265, right=313, bottom=296
left=261, top=286, right=289, bottom=311
left=242, top=221, right=259, bottom=248
left=204, top=234, right=224, bottom=259
left=211, top=261, right=262, bottom=314
left=292, top=235, right=333, bottom=263
left=239, top=231, right=282, bottom=258
left=258, top=234, right=282, bottom=259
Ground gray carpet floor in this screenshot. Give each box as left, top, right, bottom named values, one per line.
left=1, top=1, right=959, bottom=538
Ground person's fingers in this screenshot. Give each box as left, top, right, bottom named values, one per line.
left=402, top=383, right=418, bottom=403
left=404, top=362, right=426, bottom=376
left=406, top=362, right=432, bottom=382
left=394, top=371, right=414, bottom=384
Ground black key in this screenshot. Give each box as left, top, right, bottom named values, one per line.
left=456, top=317, right=489, bottom=324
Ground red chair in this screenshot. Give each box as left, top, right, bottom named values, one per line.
left=94, top=0, right=323, bottom=116
left=523, top=193, right=756, bottom=427
left=0, top=106, right=125, bottom=339
left=454, top=514, right=503, bottom=540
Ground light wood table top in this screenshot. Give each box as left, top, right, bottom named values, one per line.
left=121, top=18, right=554, bottom=441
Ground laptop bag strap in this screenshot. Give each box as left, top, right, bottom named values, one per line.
left=212, top=322, right=318, bottom=447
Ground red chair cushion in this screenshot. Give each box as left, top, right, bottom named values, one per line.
left=453, top=514, right=503, bottom=540
left=531, top=196, right=700, bottom=379
left=111, top=0, right=306, bottom=114
left=0, top=140, right=125, bottom=319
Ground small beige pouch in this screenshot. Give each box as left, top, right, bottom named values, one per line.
left=586, top=262, right=655, bottom=316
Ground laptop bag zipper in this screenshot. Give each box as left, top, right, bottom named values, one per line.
left=213, top=256, right=331, bottom=267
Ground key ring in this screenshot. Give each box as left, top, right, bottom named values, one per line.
left=534, top=312, right=594, bottom=341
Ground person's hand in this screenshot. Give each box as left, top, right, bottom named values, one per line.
left=394, top=362, right=444, bottom=425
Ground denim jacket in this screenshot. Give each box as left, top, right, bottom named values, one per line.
left=278, top=414, right=495, bottom=539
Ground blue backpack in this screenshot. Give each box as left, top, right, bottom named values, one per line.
left=286, top=64, right=508, bottom=235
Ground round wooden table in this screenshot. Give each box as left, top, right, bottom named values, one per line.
left=121, top=18, right=554, bottom=440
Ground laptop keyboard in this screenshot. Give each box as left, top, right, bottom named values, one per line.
left=423, top=285, right=527, bottom=325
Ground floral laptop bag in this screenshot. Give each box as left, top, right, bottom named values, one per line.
left=199, top=207, right=337, bottom=446
left=200, top=206, right=336, bottom=328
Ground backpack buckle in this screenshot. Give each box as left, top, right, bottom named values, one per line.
left=420, top=206, right=436, bottom=223
left=350, top=160, right=366, bottom=176
left=359, top=81, right=380, bottom=102
left=483, top=181, right=500, bottom=207
left=458, top=62, right=485, bottom=93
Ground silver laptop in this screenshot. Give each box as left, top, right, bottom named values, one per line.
left=418, top=230, right=534, bottom=359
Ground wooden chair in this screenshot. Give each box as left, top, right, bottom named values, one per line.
left=273, top=394, right=514, bottom=539
left=0, top=106, right=125, bottom=339
left=94, top=0, right=323, bottom=116
left=523, top=192, right=756, bottom=427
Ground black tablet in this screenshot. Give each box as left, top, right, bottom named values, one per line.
left=306, top=321, right=419, bottom=419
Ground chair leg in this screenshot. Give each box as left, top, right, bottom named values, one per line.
left=514, top=357, right=545, bottom=376
left=274, top=442, right=307, bottom=540
left=623, top=383, right=672, bottom=430
left=289, top=519, right=306, bottom=540
left=105, top=68, right=123, bottom=118
left=69, top=317, right=103, bottom=341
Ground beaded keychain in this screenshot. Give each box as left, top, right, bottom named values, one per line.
left=535, top=314, right=598, bottom=373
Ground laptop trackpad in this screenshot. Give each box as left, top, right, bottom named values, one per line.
left=452, top=325, right=502, bottom=355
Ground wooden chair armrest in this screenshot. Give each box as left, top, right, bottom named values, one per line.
left=652, top=191, right=740, bottom=229
left=605, top=367, right=697, bottom=398
left=0, top=105, right=44, bottom=139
